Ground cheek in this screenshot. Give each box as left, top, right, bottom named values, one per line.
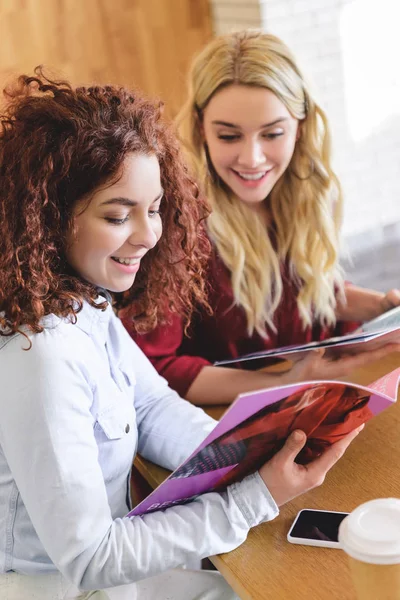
left=73, top=222, right=117, bottom=260
left=208, top=142, right=233, bottom=170
left=266, top=142, right=293, bottom=171
left=280, top=136, right=297, bottom=164
left=66, top=225, right=88, bottom=265
left=102, top=228, right=127, bottom=251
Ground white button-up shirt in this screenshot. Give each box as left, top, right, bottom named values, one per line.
left=0, top=300, right=278, bottom=590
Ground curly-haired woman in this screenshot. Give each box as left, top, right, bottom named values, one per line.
left=125, top=30, right=400, bottom=405
left=0, top=69, right=363, bottom=599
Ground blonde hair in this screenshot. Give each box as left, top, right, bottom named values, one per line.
left=176, top=30, right=344, bottom=336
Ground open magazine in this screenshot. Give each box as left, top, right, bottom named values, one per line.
left=214, top=306, right=400, bottom=368
left=128, top=367, right=400, bottom=517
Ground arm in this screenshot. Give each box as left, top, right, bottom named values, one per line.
left=336, top=284, right=400, bottom=322
left=185, top=341, right=400, bottom=406
left=185, top=364, right=289, bottom=405
left=0, top=333, right=278, bottom=590
left=3, top=320, right=358, bottom=591
left=124, top=312, right=292, bottom=406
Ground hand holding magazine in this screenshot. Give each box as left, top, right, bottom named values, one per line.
left=129, top=367, right=400, bottom=517
left=214, top=306, right=400, bottom=368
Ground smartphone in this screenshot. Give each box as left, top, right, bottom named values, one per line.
left=287, top=508, right=349, bottom=549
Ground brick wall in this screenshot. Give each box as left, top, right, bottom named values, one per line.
left=209, top=0, right=400, bottom=243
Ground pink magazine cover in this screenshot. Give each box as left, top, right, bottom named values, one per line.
left=128, top=367, right=400, bottom=517
left=214, top=306, right=400, bottom=367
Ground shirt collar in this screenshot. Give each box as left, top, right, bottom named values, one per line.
left=38, top=295, right=113, bottom=346
left=0, top=294, right=114, bottom=348
left=71, top=296, right=113, bottom=346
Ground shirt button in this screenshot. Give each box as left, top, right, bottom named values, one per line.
left=125, top=423, right=130, bottom=434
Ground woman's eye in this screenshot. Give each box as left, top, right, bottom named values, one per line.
left=105, top=216, right=129, bottom=225
left=263, top=131, right=284, bottom=140
left=148, top=209, right=161, bottom=218
left=217, top=134, right=240, bottom=142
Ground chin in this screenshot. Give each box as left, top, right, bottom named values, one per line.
left=244, top=193, right=269, bottom=203
left=239, top=192, right=271, bottom=206
left=105, top=285, right=132, bottom=294
left=107, top=279, right=137, bottom=294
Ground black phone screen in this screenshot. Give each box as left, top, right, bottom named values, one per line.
left=290, top=510, right=349, bottom=542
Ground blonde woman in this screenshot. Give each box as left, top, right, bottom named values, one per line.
left=124, top=30, right=400, bottom=405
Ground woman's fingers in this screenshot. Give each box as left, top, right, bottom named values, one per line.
left=307, top=424, right=364, bottom=476
left=382, top=289, right=400, bottom=312
left=338, top=343, right=400, bottom=371
left=274, top=429, right=307, bottom=463
left=258, top=425, right=364, bottom=507
left=288, top=349, right=325, bottom=381
left=290, top=341, right=400, bottom=382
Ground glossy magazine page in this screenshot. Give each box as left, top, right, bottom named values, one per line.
left=214, top=307, right=400, bottom=367
left=128, top=368, right=400, bottom=517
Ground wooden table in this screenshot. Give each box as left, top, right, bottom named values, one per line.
left=134, top=352, right=400, bottom=599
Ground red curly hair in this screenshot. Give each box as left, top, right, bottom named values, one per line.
left=0, top=68, right=210, bottom=336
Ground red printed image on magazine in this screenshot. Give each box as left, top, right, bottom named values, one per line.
left=128, top=367, right=400, bottom=517
left=214, top=306, right=400, bottom=367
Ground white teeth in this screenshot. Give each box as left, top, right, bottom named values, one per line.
left=237, top=171, right=268, bottom=180
left=112, top=257, right=140, bottom=265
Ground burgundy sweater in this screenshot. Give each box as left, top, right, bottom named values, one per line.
left=124, top=252, right=359, bottom=398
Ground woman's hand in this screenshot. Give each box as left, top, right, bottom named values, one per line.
left=258, top=425, right=363, bottom=506
left=380, top=289, right=400, bottom=314
left=337, top=285, right=400, bottom=323
left=285, top=343, right=400, bottom=383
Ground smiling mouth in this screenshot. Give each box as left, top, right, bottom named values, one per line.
left=111, top=257, right=141, bottom=266
left=233, top=170, right=272, bottom=181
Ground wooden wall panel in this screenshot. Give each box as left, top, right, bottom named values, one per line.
left=0, top=0, right=212, bottom=116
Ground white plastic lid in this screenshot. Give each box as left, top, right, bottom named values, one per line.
left=338, top=498, right=400, bottom=564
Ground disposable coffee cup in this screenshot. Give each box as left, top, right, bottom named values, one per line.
left=338, top=498, right=400, bottom=600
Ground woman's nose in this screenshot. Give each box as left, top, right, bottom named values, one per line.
left=128, top=218, right=160, bottom=250
left=237, top=140, right=265, bottom=168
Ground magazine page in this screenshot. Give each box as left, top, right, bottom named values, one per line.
left=366, top=367, right=400, bottom=413
left=129, top=368, right=400, bottom=517
left=213, top=332, right=377, bottom=367
left=214, top=308, right=400, bottom=368
left=357, top=306, right=400, bottom=334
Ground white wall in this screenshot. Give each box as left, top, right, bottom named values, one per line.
left=209, top=0, right=400, bottom=242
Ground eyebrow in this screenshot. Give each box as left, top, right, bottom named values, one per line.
left=100, top=190, right=164, bottom=207
left=211, top=117, right=288, bottom=129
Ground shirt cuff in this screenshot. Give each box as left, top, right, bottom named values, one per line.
left=229, top=471, right=279, bottom=527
